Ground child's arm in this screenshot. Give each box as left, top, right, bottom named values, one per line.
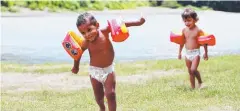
left=101, top=17, right=145, bottom=35
left=125, top=17, right=145, bottom=27
left=203, top=44, right=208, bottom=60
left=199, top=29, right=208, bottom=60
left=178, top=29, right=185, bottom=60
left=71, top=40, right=89, bottom=74
left=72, top=59, right=80, bottom=74
left=178, top=44, right=184, bottom=60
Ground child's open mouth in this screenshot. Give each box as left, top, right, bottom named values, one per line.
left=89, top=36, right=95, bottom=41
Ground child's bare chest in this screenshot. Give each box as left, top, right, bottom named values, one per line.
left=184, top=29, right=199, bottom=40
left=88, top=36, right=110, bottom=52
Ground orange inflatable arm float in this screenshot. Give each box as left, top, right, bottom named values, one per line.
left=170, top=31, right=216, bottom=46
left=170, top=31, right=185, bottom=45
left=108, top=19, right=129, bottom=42
left=198, top=34, right=216, bottom=46
left=62, top=31, right=84, bottom=60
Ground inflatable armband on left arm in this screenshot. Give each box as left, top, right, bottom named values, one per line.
left=198, top=33, right=216, bottom=46
left=108, top=19, right=129, bottom=42
left=62, top=31, right=84, bottom=60
left=170, top=31, right=185, bottom=45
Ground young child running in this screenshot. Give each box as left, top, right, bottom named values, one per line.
left=178, top=8, right=208, bottom=89
left=71, top=12, right=145, bottom=111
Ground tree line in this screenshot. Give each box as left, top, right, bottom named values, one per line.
left=1, top=1, right=239, bottom=13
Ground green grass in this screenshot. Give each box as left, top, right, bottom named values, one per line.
left=1, top=55, right=240, bottom=111
left=1, top=58, right=185, bottom=76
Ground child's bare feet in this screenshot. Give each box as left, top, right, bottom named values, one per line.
left=198, top=83, right=206, bottom=89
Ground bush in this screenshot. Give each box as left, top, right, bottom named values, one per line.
left=161, top=0, right=182, bottom=9
left=48, top=6, right=58, bottom=12
left=105, top=2, right=121, bottom=10
left=7, top=1, right=14, bottom=7
left=136, top=1, right=150, bottom=7
left=1, top=1, right=220, bottom=13
left=28, top=2, right=38, bottom=10
left=105, top=1, right=139, bottom=10
left=1, top=6, right=8, bottom=12
left=149, top=1, right=158, bottom=7
left=79, top=1, right=89, bottom=7
left=13, top=1, right=27, bottom=7
left=92, top=1, right=105, bottom=10
left=8, top=7, right=20, bottom=12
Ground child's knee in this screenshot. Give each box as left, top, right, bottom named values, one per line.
left=105, top=91, right=116, bottom=100
left=95, top=95, right=104, bottom=102
left=190, top=69, right=197, bottom=74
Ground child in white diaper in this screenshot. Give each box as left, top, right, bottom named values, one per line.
left=71, top=12, right=145, bottom=111
left=178, top=8, right=209, bottom=89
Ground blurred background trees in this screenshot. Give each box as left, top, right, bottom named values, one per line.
left=1, top=0, right=239, bottom=13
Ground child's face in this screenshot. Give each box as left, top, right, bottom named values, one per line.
left=77, top=19, right=99, bottom=42
left=183, top=17, right=196, bottom=28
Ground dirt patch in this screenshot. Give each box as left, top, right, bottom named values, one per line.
left=1, top=70, right=184, bottom=92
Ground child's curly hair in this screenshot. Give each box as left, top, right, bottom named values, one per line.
left=181, top=8, right=198, bottom=21
left=76, top=12, right=97, bottom=27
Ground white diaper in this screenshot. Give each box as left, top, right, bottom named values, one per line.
left=185, top=49, right=200, bottom=61
left=89, top=63, right=114, bottom=84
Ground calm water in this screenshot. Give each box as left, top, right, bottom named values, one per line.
left=1, top=9, right=240, bottom=64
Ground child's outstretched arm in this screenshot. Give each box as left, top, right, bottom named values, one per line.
left=125, top=17, right=145, bottom=27
left=71, top=40, right=89, bottom=74
left=101, top=14, right=145, bottom=34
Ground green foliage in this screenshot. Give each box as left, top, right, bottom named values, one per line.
left=1, top=6, right=8, bottom=12
left=1, top=1, right=150, bottom=12
left=1, top=5, right=20, bottom=12
left=8, top=7, right=20, bottom=12
left=7, top=1, right=15, bottom=7
left=149, top=1, right=158, bottom=7
left=161, top=0, right=182, bottom=9
left=1, top=1, right=238, bottom=13
left=28, top=2, right=38, bottom=10
left=14, top=1, right=27, bottom=7
left=105, top=1, right=125, bottom=10
left=91, top=1, right=105, bottom=10
left=136, top=1, right=149, bottom=7
left=105, top=1, right=140, bottom=10
left=79, top=1, right=89, bottom=7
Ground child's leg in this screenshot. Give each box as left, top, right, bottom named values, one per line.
left=104, top=72, right=116, bottom=111
left=90, top=76, right=105, bottom=111
left=191, top=56, right=203, bottom=87
left=185, top=58, right=195, bottom=88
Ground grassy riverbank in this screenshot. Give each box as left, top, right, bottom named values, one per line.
left=1, top=55, right=240, bottom=111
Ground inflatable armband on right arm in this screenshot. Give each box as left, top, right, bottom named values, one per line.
left=108, top=19, right=129, bottom=42
left=170, top=31, right=185, bottom=45
left=62, top=31, right=84, bottom=60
